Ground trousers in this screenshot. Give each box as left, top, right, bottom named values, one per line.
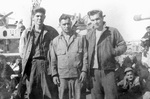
left=59, top=78, right=84, bottom=99
left=91, top=69, right=118, bottom=99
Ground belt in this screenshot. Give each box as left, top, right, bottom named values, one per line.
left=33, top=57, right=46, bottom=60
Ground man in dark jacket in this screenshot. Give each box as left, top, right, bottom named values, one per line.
left=86, top=9, right=127, bottom=99
left=19, top=7, right=59, bottom=99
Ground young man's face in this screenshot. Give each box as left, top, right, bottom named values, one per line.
left=125, top=71, right=134, bottom=81
left=33, top=12, right=45, bottom=25
left=60, top=18, right=72, bottom=33
left=89, top=13, right=103, bottom=29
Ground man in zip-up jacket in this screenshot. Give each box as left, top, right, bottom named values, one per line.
left=51, top=14, right=88, bottom=99
left=86, top=9, right=127, bottom=99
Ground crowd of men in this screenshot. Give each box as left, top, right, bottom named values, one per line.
left=0, top=6, right=150, bottom=99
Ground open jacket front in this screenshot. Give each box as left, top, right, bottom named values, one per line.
left=86, top=26, right=127, bottom=71
left=21, top=25, right=58, bottom=76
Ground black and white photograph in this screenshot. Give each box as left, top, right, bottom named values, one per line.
left=0, top=0, right=150, bottom=99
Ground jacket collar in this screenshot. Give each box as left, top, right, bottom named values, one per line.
left=58, top=30, right=78, bottom=39
left=94, top=23, right=107, bottom=34
left=29, top=24, right=48, bottom=39
left=58, top=30, right=78, bottom=47
left=87, top=23, right=108, bottom=40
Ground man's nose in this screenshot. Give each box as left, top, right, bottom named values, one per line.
left=94, top=20, right=98, bottom=24
left=65, top=24, right=70, bottom=28
left=38, top=16, right=42, bottom=19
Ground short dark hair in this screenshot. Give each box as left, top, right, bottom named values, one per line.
left=33, top=7, right=46, bottom=15
left=146, top=26, right=150, bottom=29
left=59, top=14, right=71, bottom=23
left=87, top=9, right=105, bottom=18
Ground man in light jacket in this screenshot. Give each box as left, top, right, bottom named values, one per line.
left=51, top=14, right=88, bottom=99
left=19, top=7, right=59, bottom=99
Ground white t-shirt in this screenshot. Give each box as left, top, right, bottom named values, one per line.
left=93, top=27, right=106, bottom=68
left=93, top=30, right=103, bottom=68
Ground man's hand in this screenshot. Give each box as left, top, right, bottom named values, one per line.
left=53, top=76, right=60, bottom=86
left=79, top=72, right=86, bottom=83
left=122, top=75, right=129, bottom=89
left=11, top=74, right=18, bottom=79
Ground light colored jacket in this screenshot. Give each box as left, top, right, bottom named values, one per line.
left=51, top=32, right=88, bottom=78
left=21, top=25, right=58, bottom=75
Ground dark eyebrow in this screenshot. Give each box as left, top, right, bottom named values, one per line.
left=62, top=23, right=70, bottom=25
left=91, top=17, right=100, bottom=21
left=35, top=14, right=44, bottom=17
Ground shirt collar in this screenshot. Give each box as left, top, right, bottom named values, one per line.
left=58, top=30, right=77, bottom=39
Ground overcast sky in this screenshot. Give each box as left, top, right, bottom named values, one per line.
left=0, top=0, right=150, bottom=41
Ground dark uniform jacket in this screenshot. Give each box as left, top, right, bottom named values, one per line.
left=86, top=26, right=127, bottom=71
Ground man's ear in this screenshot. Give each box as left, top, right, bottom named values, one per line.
left=44, top=15, right=46, bottom=19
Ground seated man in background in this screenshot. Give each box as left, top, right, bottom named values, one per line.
left=115, top=56, right=134, bottom=84
left=10, top=58, right=22, bottom=93
left=1, top=59, right=15, bottom=90
left=117, top=67, right=142, bottom=99
left=141, top=26, right=150, bottom=57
